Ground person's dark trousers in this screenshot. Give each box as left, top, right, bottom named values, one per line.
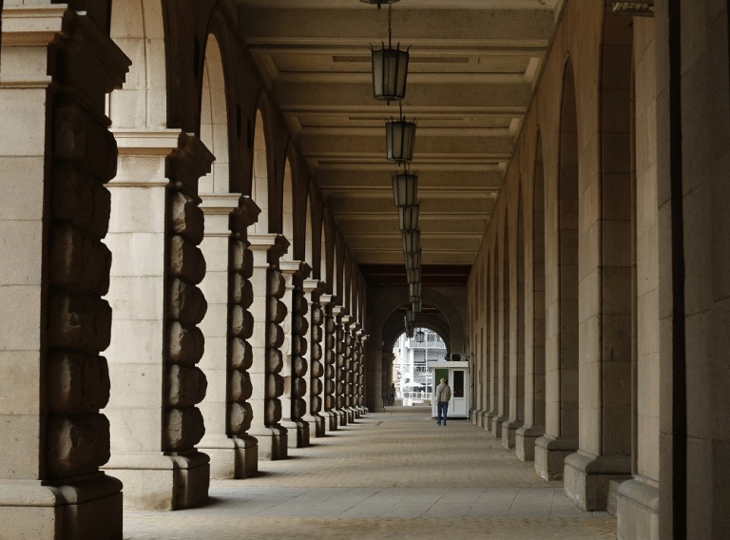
left=437, top=401, right=448, bottom=425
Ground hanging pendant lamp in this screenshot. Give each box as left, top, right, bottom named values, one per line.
left=411, top=296, right=423, bottom=313
left=402, top=229, right=420, bottom=254
left=409, top=281, right=422, bottom=298
left=404, top=249, right=421, bottom=270
left=371, top=5, right=409, bottom=103
left=392, top=166, right=418, bottom=207
left=386, top=103, right=416, bottom=163
left=398, top=203, right=419, bottom=231
left=407, top=267, right=421, bottom=284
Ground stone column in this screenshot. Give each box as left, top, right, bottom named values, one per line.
left=104, top=130, right=213, bottom=510
left=332, top=306, right=348, bottom=427
left=280, top=260, right=312, bottom=448
left=355, top=330, right=369, bottom=415
left=197, top=195, right=260, bottom=479
left=248, top=234, right=289, bottom=459
left=0, top=7, right=129, bottom=538
left=321, top=295, right=339, bottom=431
left=302, top=280, right=327, bottom=437
left=349, top=323, right=362, bottom=419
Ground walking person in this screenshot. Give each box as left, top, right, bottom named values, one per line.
left=434, top=377, right=451, bottom=426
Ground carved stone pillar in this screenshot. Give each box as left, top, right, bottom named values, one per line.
left=0, top=7, right=130, bottom=538
left=104, top=130, right=213, bottom=510
left=346, top=322, right=360, bottom=421
left=198, top=195, right=260, bottom=478
left=321, top=295, right=338, bottom=431
left=302, top=280, right=327, bottom=437
left=333, top=307, right=348, bottom=427
left=355, top=330, right=368, bottom=415
left=280, top=261, right=312, bottom=448
left=247, top=235, right=289, bottom=459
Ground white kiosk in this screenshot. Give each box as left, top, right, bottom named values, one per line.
left=430, top=360, right=470, bottom=418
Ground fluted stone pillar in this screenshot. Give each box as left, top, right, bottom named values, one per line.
left=248, top=234, right=289, bottom=459
left=321, top=295, right=339, bottom=431
left=104, top=131, right=213, bottom=510
left=198, top=195, right=260, bottom=478
left=280, top=261, right=311, bottom=448
left=302, top=280, right=327, bottom=437
left=0, top=7, right=129, bottom=537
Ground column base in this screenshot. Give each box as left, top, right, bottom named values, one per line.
left=335, top=409, right=348, bottom=427
left=345, top=407, right=355, bottom=423
left=325, top=410, right=339, bottom=431
left=534, top=435, right=578, bottom=481
left=485, top=410, right=498, bottom=432
left=491, top=414, right=509, bottom=438
left=303, top=414, right=327, bottom=438
left=613, top=478, right=659, bottom=540
left=0, top=473, right=122, bottom=540
left=199, top=434, right=258, bottom=479
left=249, top=425, right=288, bottom=460
left=104, top=451, right=209, bottom=510
left=515, top=425, right=544, bottom=462
left=563, top=452, right=632, bottom=511
left=501, top=419, right=523, bottom=449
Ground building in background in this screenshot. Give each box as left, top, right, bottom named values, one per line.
left=392, top=329, right=447, bottom=406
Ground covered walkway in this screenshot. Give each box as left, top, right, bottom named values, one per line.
left=125, top=407, right=615, bottom=539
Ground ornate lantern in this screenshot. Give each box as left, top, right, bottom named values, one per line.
left=386, top=106, right=416, bottom=163
left=398, top=204, right=419, bottom=231
left=371, top=5, right=409, bottom=102
left=392, top=167, right=418, bottom=207
left=402, top=229, right=420, bottom=253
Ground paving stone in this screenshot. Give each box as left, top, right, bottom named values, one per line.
left=125, top=407, right=616, bottom=539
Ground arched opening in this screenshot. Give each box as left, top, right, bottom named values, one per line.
left=536, top=58, right=580, bottom=481
left=390, top=327, right=448, bottom=407
left=305, top=194, right=314, bottom=270
left=281, top=157, right=294, bottom=259
left=109, top=0, right=167, bottom=129
left=199, top=34, right=229, bottom=194
left=252, top=110, right=269, bottom=234
left=319, top=219, right=327, bottom=284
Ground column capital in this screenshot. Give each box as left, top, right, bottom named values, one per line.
left=235, top=196, right=262, bottom=228
left=249, top=233, right=289, bottom=260
left=302, top=279, right=325, bottom=295
left=332, top=305, right=344, bottom=317
left=280, top=260, right=312, bottom=281
left=320, top=294, right=335, bottom=307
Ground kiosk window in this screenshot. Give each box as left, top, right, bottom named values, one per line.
left=453, top=370, right=464, bottom=397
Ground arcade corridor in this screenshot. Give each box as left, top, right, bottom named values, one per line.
left=124, top=408, right=615, bottom=539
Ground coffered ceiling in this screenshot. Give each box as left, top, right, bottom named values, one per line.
left=236, top=0, right=561, bottom=283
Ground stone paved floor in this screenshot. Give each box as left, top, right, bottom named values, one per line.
left=124, top=407, right=617, bottom=539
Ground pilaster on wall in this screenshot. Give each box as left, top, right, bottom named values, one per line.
left=321, top=295, right=339, bottom=430
left=280, top=260, right=312, bottom=448
left=198, top=195, right=260, bottom=479
left=248, top=234, right=289, bottom=459
left=302, top=280, right=327, bottom=437
left=0, top=7, right=129, bottom=538
left=104, top=130, right=213, bottom=510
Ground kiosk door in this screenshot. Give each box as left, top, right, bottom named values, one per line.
left=450, top=369, right=468, bottom=417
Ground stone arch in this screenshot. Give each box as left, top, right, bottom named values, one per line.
left=305, top=193, right=314, bottom=269
left=109, top=0, right=167, bottom=129
left=199, top=33, right=228, bottom=194
left=281, top=156, right=294, bottom=260
left=535, top=56, right=580, bottom=482
left=252, top=100, right=276, bottom=234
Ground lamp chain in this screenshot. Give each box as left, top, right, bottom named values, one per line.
left=388, top=4, right=392, bottom=48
